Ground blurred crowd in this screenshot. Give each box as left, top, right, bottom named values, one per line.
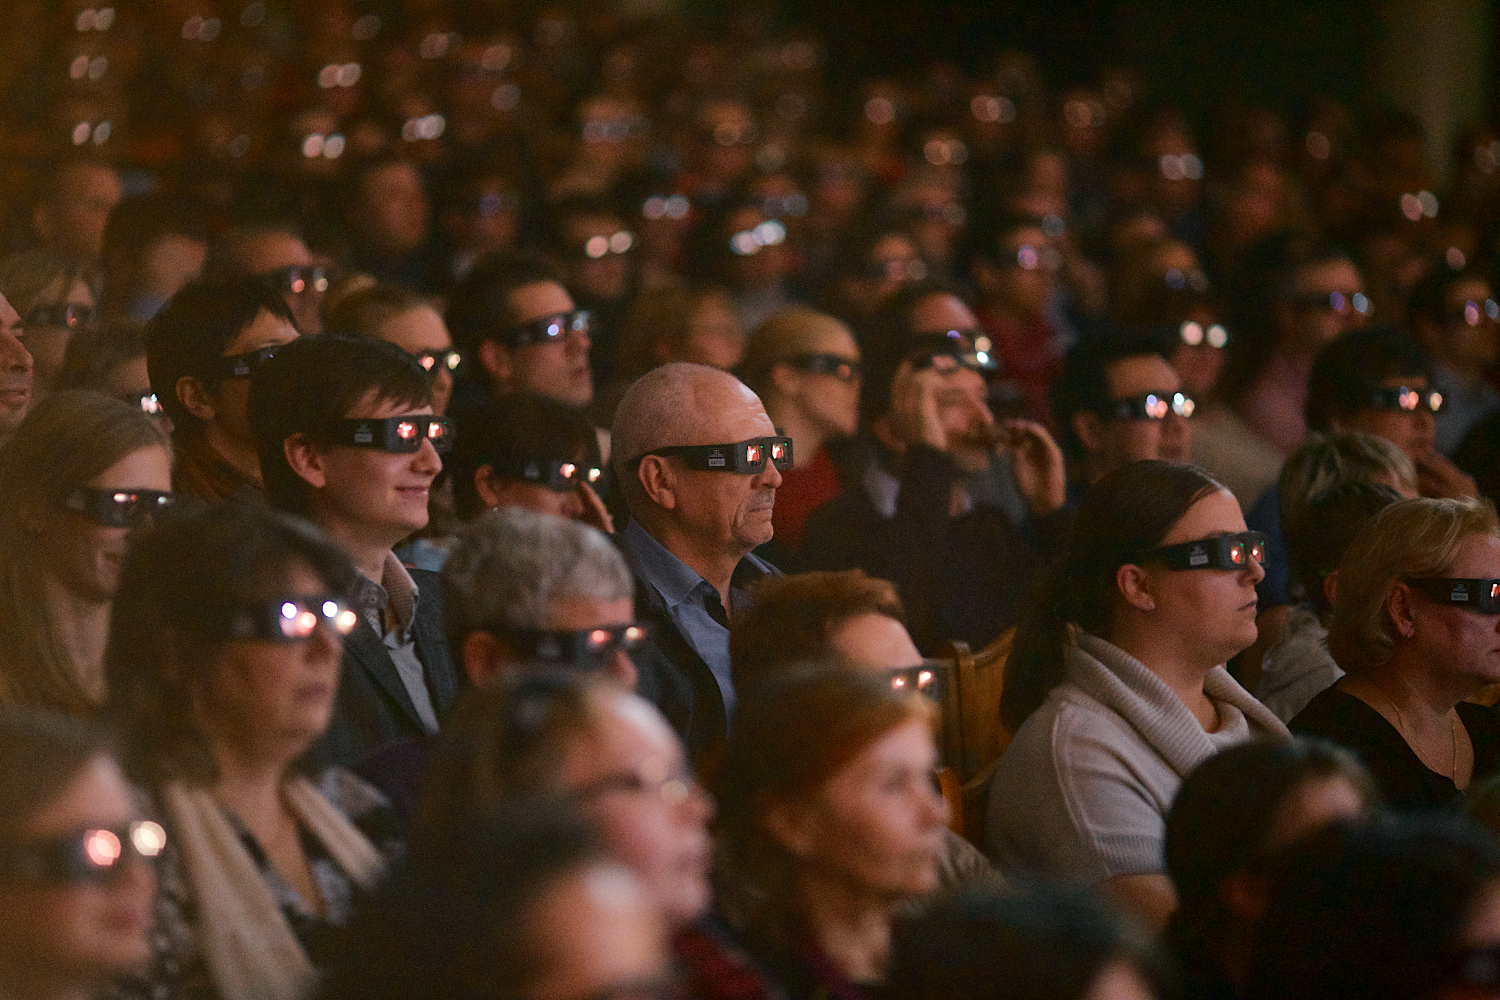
left=7, top=1, right=1500, bottom=1000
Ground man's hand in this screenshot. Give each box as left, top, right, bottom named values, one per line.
left=887, top=359, right=951, bottom=452
left=576, top=479, right=616, bottom=534
left=1002, top=418, right=1067, bottom=515
left=1415, top=449, right=1479, bottom=500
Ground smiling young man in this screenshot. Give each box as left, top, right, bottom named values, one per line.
left=249, top=335, right=459, bottom=769
left=0, top=292, right=32, bottom=444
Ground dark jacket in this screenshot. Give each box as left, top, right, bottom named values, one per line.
left=621, top=534, right=778, bottom=769
left=800, top=442, right=1064, bottom=653
left=306, top=568, right=459, bottom=771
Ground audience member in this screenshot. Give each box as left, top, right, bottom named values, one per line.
left=0, top=710, right=161, bottom=1000
left=885, top=877, right=1166, bottom=1000
left=990, top=461, right=1288, bottom=929
left=325, top=283, right=459, bottom=416
left=323, top=804, right=671, bottom=1000
left=440, top=508, right=638, bottom=690
left=105, top=501, right=401, bottom=998
left=27, top=157, right=121, bottom=265
left=1293, top=496, right=1500, bottom=808
left=0, top=251, right=99, bottom=403
left=248, top=335, right=459, bottom=769
left=1162, top=737, right=1378, bottom=1000
left=1248, top=814, right=1500, bottom=1000
left=446, top=251, right=595, bottom=414
left=96, top=194, right=207, bottom=325
left=804, top=281, right=1067, bottom=651
left=966, top=214, right=1066, bottom=421
left=610, top=362, right=783, bottom=764
left=544, top=195, right=642, bottom=378
left=205, top=223, right=328, bottom=337
left=1051, top=333, right=1193, bottom=492
left=1306, top=324, right=1477, bottom=500
left=738, top=307, right=861, bottom=562
left=343, top=155, right=437, bottom=292
left=0, top=391, right=171, bottom=715
left=144, top=276, right=300, bottom=505
left=54, top=325, right=164, bottom=428
left=448, top=393, right=608, bottom=528
left=0, top=292, right=31, bottom=444
left=608, top=281, right=744, bottom=408
left=715, top=667, right=948, bottom=999
left=1407, top=267, right=1500, bottom=456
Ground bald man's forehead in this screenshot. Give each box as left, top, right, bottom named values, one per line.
left=676, top=373, right=774, bottom=444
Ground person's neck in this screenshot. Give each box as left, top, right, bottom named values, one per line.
left=639, top=518, right=743, bottom=609
left=209, top=739, right=300, bottom=842
left=1107, top=622, right=1221, bottom=730
left=767, top=402, right=829, bottom=470
left=202, top=424, right=262, bottom=483
left=39, top=575, right=110, bottom=704
left=1343, top=655, right=1471, bottom=726
left=314, top=513, right=395, bottom=582
left=795, top=871, right=897, bottom=986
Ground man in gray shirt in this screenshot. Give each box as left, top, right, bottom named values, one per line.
left=611, top=362, right=784, bottom=764
left=249, top=335, right=459, bottom=769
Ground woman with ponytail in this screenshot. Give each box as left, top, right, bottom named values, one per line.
left=985, top=460, right=1287, bottom=930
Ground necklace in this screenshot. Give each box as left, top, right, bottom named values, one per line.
left=1364, top=676, right=1461, bottom=784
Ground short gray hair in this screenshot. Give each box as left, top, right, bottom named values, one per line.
left=440, top=508, right=633, bottom=650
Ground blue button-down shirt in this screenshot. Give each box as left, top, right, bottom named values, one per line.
left=622, top=519, right=775, bottom=723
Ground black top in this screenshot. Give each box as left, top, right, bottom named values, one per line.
left=1290, top=686, right=1500, bottom=810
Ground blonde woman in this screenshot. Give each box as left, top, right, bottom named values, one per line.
left=1292, top=495, right=1500, bottom=809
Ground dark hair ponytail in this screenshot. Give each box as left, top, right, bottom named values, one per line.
left=1001, top=461, right=1222, bottom=732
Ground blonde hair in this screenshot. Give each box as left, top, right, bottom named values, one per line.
left=739, top=306, right=854, bottom=397
left=613, top=280, right=733, bottom=383
left=1327, top=496, right=1500, bottom=673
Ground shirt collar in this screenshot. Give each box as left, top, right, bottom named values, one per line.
left=354, top=550, right=420, bottom=638
left=623, top=519, right=711, bottom=608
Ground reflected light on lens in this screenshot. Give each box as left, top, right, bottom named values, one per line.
left=131, top=821, right=166, bottom=856
left=85, top=829, right=121, bottom=867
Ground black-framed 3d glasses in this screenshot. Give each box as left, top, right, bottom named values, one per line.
left=1364, top=385, right=1447, bottom=415
left=214, top=344, right=283, bottom=379
left=0, top=821, right=166, bottom=886
left=490, top=456, right=603, bottom=493
left=640, top=436, right=792, bottom=474
left=25, top=302, right=96, bottom=329
left=227, top=593, right=360, bottom=643
left=260, top=265, right=329, bottom=296
left=500, top=310, right=590, bottom=349
left=1139, top=530, right=1268, bottom=571
left=63, top=487, right=175, bottom=528
left=324, top=416, right=454, bottom=454
left=786, top=353, right=861, bottom=382
left=499, top=622, right=649, bottom=672
left=906, top=329, right=997, bottom=372
left=122, top=391, right=165, bottom=417
left=1404, top=578, right=1500, bottom=614
left=1102, top=390, right=1196, bottom=421
left=414, top=348, right=461, bottom=374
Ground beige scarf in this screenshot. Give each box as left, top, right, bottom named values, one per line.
left=162, top=777, right=387, bottom=1000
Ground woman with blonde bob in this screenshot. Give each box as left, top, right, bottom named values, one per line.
left=1292, top=496, right=1500, bottom=809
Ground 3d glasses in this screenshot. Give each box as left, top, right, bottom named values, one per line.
left=1103, top=391, right=1196, bottom=421
left=641, top=436, right=792, bottom=474
left=63, top=487, right=176, bottom=528
left=414, top=348, right=461, bottom=374
left=501, top=622, right=649, bottom=671
left=261, top=265, right=329, bottom=296
left=1140, top=531, right=1268, bottom=571
left=489, top=456, right=602, bottom=493
left=325, top=416, right=454, bottom=454
left=1404, top=578, right=1500, bottom=614
left=787, top=353, right=861, bottom=383
left=215, top=344, right=283, bottom=379
left=501, top=310, right=590, bottom=349
left=906, top=329, right=997, bottom=372
left=25, top=302, right=96, bottom=330
left=1364, top=385, right=1447, bottom=415
left=227, top=594, right=360, bottom=643
left=0, top=821, right=166, bottom=886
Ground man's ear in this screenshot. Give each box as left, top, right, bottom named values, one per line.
left=1322, top=569, right=1340, bottom=609
left=462, top=631, right=514, bottom=688
left=761, top=799, right=817, bottom=859
left=769, top=361, right=799, bottom=397
left=177, top=375, right=218, bottom=422
left=474, top=465, right=503, bottom=510
left=1116, top=562, right=1157, bottom=612
left=1073, top=410, right=1105, bottom=452
left=477, top=339, right=513, bottom=389
left=637, top=455, right=678, bottom=510
left=870, top=412, right=904, bottom=454
left=283, top=432, right=329, bottom=489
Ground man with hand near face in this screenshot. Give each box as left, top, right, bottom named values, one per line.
left=249, top=336, right=459, bottom=769
left=611, top=362, right=783, bottom=764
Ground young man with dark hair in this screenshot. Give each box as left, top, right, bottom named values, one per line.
left=144, top=275, right=299, bottom=504
left=444, top=251, right=594, bottom=412
left=205, top=220, right=326, bottom=335
left=1406, top=266, right=1500, bottom=455
left=248, top=335, right=459, bottom=769
left=1050, top=332, right=1193, bottom=491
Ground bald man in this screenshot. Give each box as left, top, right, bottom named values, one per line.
left=612, top=362, right=783, bottom=762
